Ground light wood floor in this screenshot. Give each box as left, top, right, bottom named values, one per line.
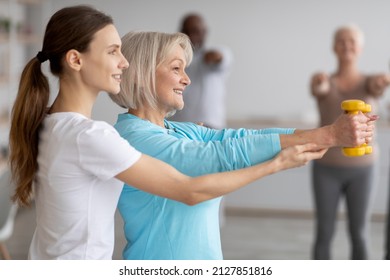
left=2, top=205, right=387, bottom=260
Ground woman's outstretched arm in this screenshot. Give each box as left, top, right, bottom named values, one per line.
left=280, top=112, right=377, bottom=149
left=116, top=143, right=326, bottom=205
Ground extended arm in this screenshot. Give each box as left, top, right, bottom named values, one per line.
left=196, top=123, right=294, bottom=141
left=116, top=143, right=326, bottom=205
left=280, top=112, right=376, bottom=149
left=366, top=73, right=390, bottom=97
left=203, top=46, right=233, bottom=71
left=116, top=119, right=293, bottom=176
left=311, top=72, right=330, bottom=97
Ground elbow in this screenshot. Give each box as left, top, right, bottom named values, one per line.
left=181, top=194, right=200, bottom=206
left=174, top=178, right=211, bottom=206
left=180, top=192, right=203, bottom=206
left=183, top=200, right=198, bottom=206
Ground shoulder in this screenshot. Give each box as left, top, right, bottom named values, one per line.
left=44, top=112, right=117, bottom=138
left=78, top=119, right=140, bottom=159
left=115, top=114, right=167, bottom=142
left=79, top=119, right=119, bottom=139
left=168, top=120, right=210, bottom=140
left=169, top=120, right=202, bottom=132
left=60, top=116, right=127, bottom=150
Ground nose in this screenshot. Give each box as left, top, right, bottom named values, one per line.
left=182, top=72, right=191, bottom=86
left=120, top=53, right=129, bottom=69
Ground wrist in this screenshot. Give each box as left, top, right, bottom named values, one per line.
left=321, top=125, right=337, bottom=148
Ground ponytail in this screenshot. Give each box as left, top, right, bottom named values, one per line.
left=9, top=5, right=113, bottom=207
left=9, top=56, right=49, bottom=206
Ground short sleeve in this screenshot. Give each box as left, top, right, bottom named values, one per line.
left=77, top=121, right=141, bottom=180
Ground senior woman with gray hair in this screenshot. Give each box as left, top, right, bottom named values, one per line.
left=110, top=31, right=375, bottom=260
left=310, top=24, right=390, bottom=260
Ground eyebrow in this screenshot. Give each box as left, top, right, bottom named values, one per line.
left=107, top=44, right=121, bottom=49
left=170, top=57, right=185, bottom=64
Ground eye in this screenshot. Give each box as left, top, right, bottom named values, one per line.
left=109, top=49, right=118, bottom=55
left=172, top=66, right=181, bottom=73
left=172, top=60, right=184, bottom=72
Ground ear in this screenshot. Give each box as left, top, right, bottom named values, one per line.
left=65, top=49, right=82, bottom=71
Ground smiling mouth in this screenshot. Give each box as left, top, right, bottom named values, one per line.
left=113, top=74, right=122, bottom=82
left=173, top=90, right=183, bottom=95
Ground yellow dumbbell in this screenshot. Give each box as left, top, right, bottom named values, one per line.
left=341, top=99, right=372, bottom=157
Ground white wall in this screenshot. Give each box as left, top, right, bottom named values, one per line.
left=49, top=0, right=390, bottom=125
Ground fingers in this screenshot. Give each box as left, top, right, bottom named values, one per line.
left=306, top=148, right=328, bottom=160
left=378, top=74, right=390, bottom=86
left=365, top=136, right=373, bottom=144
left=367, top=114, right=379, bottom=121
left=370, top=74, right=390, bottom=92
left=364, top=120, right=375, bottom=144
left=332, top=106, right=377, bottom=148
left=204, top=50, right=223, bottom=64
left=358, top=113, right=377, bottom=145
left=294, top=142, right=319, bottom=152
left=314, top=72, right=328, bottom=82
left=277, top=143, right=328, bottom=172
left=349, top=112, right=377, bottom=146
left=354, top=126, right=372, bottom=146
left=293, top=143, right=327, bottom=160
left=296, top=143, right=327, bottom=158
left=366, top=121, right=375, bottom=132
left=313, top=73, right=330, bottom=92
left=385, top=74, right=390, bottom=84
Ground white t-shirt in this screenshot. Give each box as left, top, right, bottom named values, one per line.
left=29, top=112, right=141, bottom=259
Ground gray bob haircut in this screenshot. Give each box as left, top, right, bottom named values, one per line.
left=110, top=31, right=193, bottom=110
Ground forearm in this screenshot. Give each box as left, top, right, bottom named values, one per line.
left=126, top=127, right=283, bottom=175
left=187, top=158, right=280, bottom=205
left=189, top=143, right=327, bottom=204
left=280, top=126, right=336, bottom=149
left=367, top=74, right=390, bottom=97
left=117, top=153, right=280, bottom=206
left=280, top=111, right=373, bottom=149
left=206, top=127, right=294, bottom=141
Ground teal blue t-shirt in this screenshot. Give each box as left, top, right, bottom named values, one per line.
left=115, top=113, right=295, bottom=259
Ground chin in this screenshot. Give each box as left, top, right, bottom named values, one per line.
left=105, top=87, right=120, bottom=95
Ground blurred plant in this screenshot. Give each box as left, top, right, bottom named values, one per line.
left=0, top=17, right=11, bottom=34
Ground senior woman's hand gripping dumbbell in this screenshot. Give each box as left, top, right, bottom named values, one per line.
left=341, top=99, right=372, bottom=157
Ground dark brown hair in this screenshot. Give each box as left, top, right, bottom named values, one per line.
left=9, top=5, right=113, bottom=206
